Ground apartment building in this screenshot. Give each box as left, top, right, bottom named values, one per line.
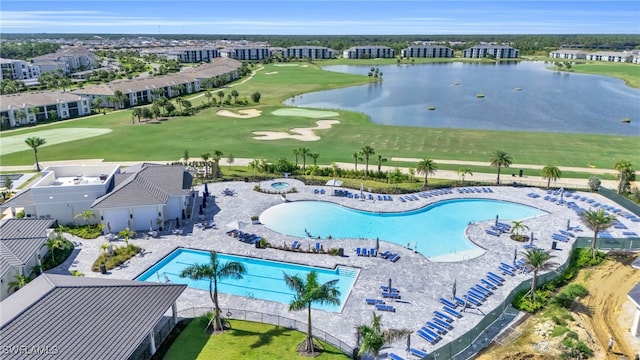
left=141, top=47, right=221, bottom=63
left=0, top=58, right=41, bottom=86
left=0, top=91, right=91, bottom=127
left=401, top=45, right=455, bottom=58
left=221, top=47, right=273, bottom=61
left=548, top=49, right=587, bottom=60
left=586, top=51, right=633, bottom=62
left=463, top=45, right=520, bottom=59
left=342, top=46, right=396, bottom=59
left=31, top=46, right=97, bottom=75
left=283, top=46, right=338, bottom=60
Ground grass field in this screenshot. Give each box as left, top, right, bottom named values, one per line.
left=163, top=318, right=349, bottom=360
left=0, top=62, right=637, bottom=170
left=0, top=128, right=112, bottom=155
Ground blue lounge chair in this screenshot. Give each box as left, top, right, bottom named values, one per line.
left=315, top=242, right=321, bottom=252
left=499, top=266, right=516, bottom=276
left=480, top=279, right=497, bottom=290
left=399, top=197, right=406, bottom=202
left=417, top=329, right=438, bottom=344
left=426, top=321, right=447, bottom=334
left=410, top=348, right=428, bottom=358
left=370, top=248, right=377, bottom=257
left=442, top=306, right=463, bottom=318
left=291, top=240, right=299, bottom=249
left=362, top=248, right=369, bottom=257
left=485, top=229, right=500, bottom=237
left=453, top=296, right=466, bottom=306
left=468, top=288, right=487, bottom=299
left=391, top=255, right=401, bottom=262
left=355, top=247, right=362, bottom=256
left=388, top=253, right=399, bottom=261
left=382, top=292, right=401, bottom=299
left=365, top=298, right=384, bottom=305
left=485, top=276, right=502, bottom=287
left=433, top=310, right=454, bottom=323
left=375, top=304, right=396, bottom=312
left=379, top=250, right=391, bottom=259
left=380, top=285, right=399, bottom=293
left=313, top=189, right=319, bottom=194
left=389, top=353, right=404, bottom=360
left=500, top=262, right=517, bottom=272
left=463, top=294, right=482, bottom=306
left=378, top=195, right=383, bottom=201
left=440, top=297, right=458, bottom=308
left=488, top=272, right=506, bottom=282
left=475, top=284, right=493, bottom=294
left=320, top=189, right=325, bottom=194
left=420, top=327, right=442, bottom=340
left=433, top=317, right=453, bottom=330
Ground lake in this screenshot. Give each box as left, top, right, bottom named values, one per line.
left=284, top=61, right=640, bottom=136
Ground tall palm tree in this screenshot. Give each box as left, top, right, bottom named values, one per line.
left=284, top=271, right=341, bottom=354
left=113, top=90, right=126, bottom=109
left=520, top=248, right=555, bottom=301
left=293, top=148, right=300, bottom=167
left=41, top=236, right=65, bottom=263
left=212, top=150, right=223, bottom=179
left=582, top=208, right=616, bottom=260
left=360, top=146, right=375, bottom=179
left=357, top=312, right=411, bottom=360
left=92, top=97, right=103, bottom=114
left=205, top=90, right=213, bottom=105
left=489, top=150, right=513, bottom=185
left=510, top=220, right=529, bottom=241
left=457, top=167, right=473, bottom=184
left=15, top=109, right=27, bottom=125
left=131, top=108, right=142, bottom=123
left=248, top=159, right=260, bottom=180
left=309, top=152, right=319, bottom=166
left=376, top=155, right=387, bottom=173
left=416, top=158, right=438, bottom=187
left=25, top=137, right=46, bottom=171
left=299, top=147, right=310, bottom=172
left=217, top=90, right=225, bottom=104
left=180, top=251, right=246, bottom=332
left=352, top=152, right=362, bottom=171
left=614, top=160, right=634, bottom=194
left=541, top=164, right=562, bottom=189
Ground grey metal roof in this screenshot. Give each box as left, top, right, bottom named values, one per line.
left=0, top=219, right=55, bottom=276
left=0, top=188, right=34, bottom=209
left=0, top=274, right=186, bottom=360
left=629, top=282, right=640, bottom=307
left=0, top=218, right=55, bottom=240
left=91, top=164, right=191, bottom=209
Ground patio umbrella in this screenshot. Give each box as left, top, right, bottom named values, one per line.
left=452, top=279, right=457, bottom=300
left=388, top=278, right=393, bottom=293
left=106, top=222, right=111, bottom=234
left=202, top=197, right=207, bottom=208
left=204, top=183, right=209, bottom=196
left=176, top=217, right=180, bottom=228
left=513, top=247, right=518, bottom=265
left=149, top=219, right=153, bottom=232
left=530, top=232, right=534, bottom=245
left=495, top=215, right=499, bottom=226
left=182, top=209, right=186, bottom=220
left=375, top=237, right=380, bottom=252
left=406, top=333, right=411, bottom=352
left=567, top=219, right=571, bottom=230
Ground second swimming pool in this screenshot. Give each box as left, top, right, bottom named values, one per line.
left=259, top=198, right=545, bottom=259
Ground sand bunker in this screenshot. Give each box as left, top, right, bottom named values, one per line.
left=216, top=109, right=262, bottom=118
left=265, top=72, right=278, bottom=75
left=252, top=120, right=340, bottom=141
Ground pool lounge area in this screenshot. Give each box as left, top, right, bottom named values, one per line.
left=54, top=180, right=640, bottom=359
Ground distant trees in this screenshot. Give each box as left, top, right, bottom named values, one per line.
left=360, top=146, right=375, bottom=179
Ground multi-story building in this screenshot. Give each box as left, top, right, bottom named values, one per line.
left=585, top=51, right=633, bottom=63
left=548, top=49, right=587, bottom=60
left=462, top=45, right=520, bottom=59
left=283, top=46, right=337, bottom=60
left=31, top=46, right=96, bottom=75
left=141, top=47, right=220, bottom=63
left=401, top=46, right=455, bottom=58
left=342, top=46, right=396, bottom=59
left=0, top=58, right=41, bottom=86
left=221, top=47, right=273, bottom=61
left=0, top=91, right=91, bottom=127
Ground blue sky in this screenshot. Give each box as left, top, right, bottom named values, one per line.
left=1, top=1, right=639, bottom=35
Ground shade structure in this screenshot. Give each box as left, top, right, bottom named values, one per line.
left=326, top=179, right=343, bottom=187
left=226, top=220, right=248, bottom=230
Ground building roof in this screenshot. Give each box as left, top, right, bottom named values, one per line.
left=91, top=164, right=192, bottom=209
left=629, top=282, right=640, bottom=308
left=0, top=188, right=35, bottom=209
left=0, top=218, right=55, bottom=276
left=0, top=91, right=85, bottom=112
left=0, top=274, right=186, bottom=360
left=0, top=218, right=55, bottom=240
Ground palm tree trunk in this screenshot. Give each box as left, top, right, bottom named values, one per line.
left=34, top=150, right=41, bottom=171
left=307, top=303, right=314, bottom=353
left=592, top=229, right=598, bottom=260
left=496, top=167, right=501, bottom=184
left=547, top=178, right=551, bottom=189
left=531, top=270, right=538, bottom=301
left=424, top=174, right=428, bottom=187
left=212, top=279, right=223, bottom=331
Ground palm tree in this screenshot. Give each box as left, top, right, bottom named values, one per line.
left=376, top=155, right=387, bottom=173
left=92, top=97, right=104, bottom=114
left=248, top=159, right=260, bottom=180
left=510, top=220, right=529, bottom=241
left=457, top=167, right=473, bottom=184
left=416, top=158, right=438, bottom=187
left=216, top=90, right=225, bottom=104
left=200, top=153, right=211, bottom=179
left=352, top=152, right=362, bottom=171
left=131, top=108, right=142, bottom=123
left=118, top=227, right=136, bottom=246
left=212, top=150, right=223, bottom=179
left=74, top=210, right=96, bottom=225
left=489, top=150, right=513, bottom=185
left=309, top=152, right=319, bottom=166
left=14, top=109, right=27, bottom=125
left=357, top=312, right=411, bottom=360
left=204, top=90, right=213, bottom=105
left=284, top=271, right=341, bottom=354
left=299, top=147, right=310, bottom=172
left=180, top=251, right=246, bottom=332
left=293, top=148, right=300, bottom=167
left=113, top=90, right=126, bottom=109
left=614, top=160, right=634, bottom=194
left=8, top=274, right=29, bottom=293
left=41, top=236, right=65, bottom=263
left=25, top=137, right=46, bottom=171
left=520, top=248, right=555, bottom=301
left=541, top=164, right=562, bottom=189
left=582, top=208, right=616, bottom=260
left=360, top=146, right=375, bottom=179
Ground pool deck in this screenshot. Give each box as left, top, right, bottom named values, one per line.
left=48, top=181, right=640, bottom=358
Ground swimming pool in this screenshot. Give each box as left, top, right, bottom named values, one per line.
left=259, top=199, right=545, bottom=259
left=137, top=248, right=358, bottom=312
left=271, top=181, right=290, bottom=189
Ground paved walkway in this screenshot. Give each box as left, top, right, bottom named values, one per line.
left=46, top=180, right=640, bottom=358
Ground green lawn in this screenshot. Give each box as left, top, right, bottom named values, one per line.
left=1, top=62, right=637, bottom=170
left=163, top=318, right=349, bottom=360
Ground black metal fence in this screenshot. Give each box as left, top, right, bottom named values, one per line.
left=598, top=187, right=640, bottom=216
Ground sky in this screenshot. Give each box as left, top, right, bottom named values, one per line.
left=1, top=0, right=639, bottom=35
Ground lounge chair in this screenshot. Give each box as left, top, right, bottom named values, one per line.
left=410, top=348, right=428, bottom=358
left=433, top=310, right=454, bottom=323
left=499, top=266, right=516, bottom=276
left=382, top=292, right=401, bottom=299
left=487, top=272, right=506, bottom=282
left=433, top=317, right=453, bottom=330
left=315, top=242, right=321, bottom=252
left=480, top=279, right=497, bottom=290
left=417, top=329, right=438, bottom=344
left=623, top=231, right=638, bottom=237
left=453, top=296, right=466, bottom=306
left=440, top=297, right=458, bottom=309
left=485, top=230, right=500, bottom=237
left=399, top=197, right=406, bottom=202
left=558, top=230, right=575, bottom=237
left=365, top=298, right=384, bottom=305
left=390, top=255, right=401, bottom=262
left=320, top=189, right=325, bottom=194
left=463, top=294, right=482, bottom=306
left=380, top=285, right=399, bottom=293
left=291, top=240, right=299, bottom=249
left=419, top=327, right=441, bottom=341
left=475, top=284, right=493, bottom=295
left=485, top=276, right=503, bottom=287
left=379, top=250, right=391, bottom=259
left=388, top=253, right=399, bottom=261
left=468, top=288, right=487, bottom=299
left=389, top=353, right=405, bottom=360
left=425, top=321, right=447, bottom=335
left=500, top=262, right=517, bottom=272
left=370, top=248, right=377, bottom=257
left=442, top=306, right=463, bottom=318
left=375, top=304, right=396, bottom=312
left=314, top=189, right=319, bottom=194
left=355, top=247, right=362, bottom=256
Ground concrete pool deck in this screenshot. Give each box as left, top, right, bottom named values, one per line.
left=48, top=181, right=640, bottom=358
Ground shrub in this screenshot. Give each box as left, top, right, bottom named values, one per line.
left=92, top=244, right=141, bottom=271
left=61, top=224, right=103, bottom=239
left=41, top=238, right=74, bottom=270
left=588, top=176, right=601, bottom=192
left=16, top=209, right=25, bottom=218
left=551, top=326, right=570, bottom=337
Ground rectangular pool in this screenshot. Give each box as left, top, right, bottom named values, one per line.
left=136, top=248, right=359, bottom=312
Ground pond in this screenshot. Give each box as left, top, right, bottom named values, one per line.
left=284, top=61, right=640, bottom=136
